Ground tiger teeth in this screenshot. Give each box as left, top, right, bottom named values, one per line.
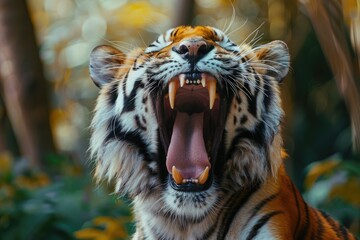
left=172, top=166, right=210, bottom=185
left=197, top=166, right=210, bottom=184
left=168, top=79, right=179, bottom=109
left=172, top=166, right=184, bottom=184
left=182, top=178, right=199, bottom=184
left=207, top=77, right=217, bottom=110
left=168, top=74, right=217, bottom=110
left=201, top=76, right=206, bottom=87
left=179, top=74, right=185, bottom=87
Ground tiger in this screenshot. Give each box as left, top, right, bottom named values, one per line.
left=89, top=26, right=357, bottom=240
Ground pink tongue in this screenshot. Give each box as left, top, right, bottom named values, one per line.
left=166, top=112, right=210, bottom=179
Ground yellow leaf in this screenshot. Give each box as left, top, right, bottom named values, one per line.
left=93, top=216, right=128, bottom=238
left=342, top=0, right=358, bottom=26
left=75, top=215, right=131, bottom=240
left=15, top=172, right=50, bottom=189
left=74, top=228, right=108, bottom=240
left=0, top=152, right=13, bottom=174
left=329, top=177, right=360, bottom=207
left=305, top=159, right=340, bottom=189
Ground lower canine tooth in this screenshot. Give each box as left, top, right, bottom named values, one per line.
left=172, top=166, right=183, bottom=184
left=197, top=166, right=210, bottom=184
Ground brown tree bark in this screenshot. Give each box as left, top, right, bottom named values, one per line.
left=172, top=0, right=195, bottom=27
left=0, top=98, right=6, bottom=152
left=0, top=0, right=55, bottom=168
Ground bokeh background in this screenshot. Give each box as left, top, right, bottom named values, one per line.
left=0, top=0, right=359, bottom=239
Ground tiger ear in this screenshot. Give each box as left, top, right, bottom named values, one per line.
left=254, top=40, right=290, bottom=82
left=89, top=45, right=125, bottom=88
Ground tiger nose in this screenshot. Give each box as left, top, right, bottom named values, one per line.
left=175, top=39, right=213, bottom=61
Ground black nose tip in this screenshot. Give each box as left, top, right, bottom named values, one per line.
left=173, top=39, right=214, bottom=62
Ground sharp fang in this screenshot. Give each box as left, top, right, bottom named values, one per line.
left=197, top=166, right=210, bottom=185
left=207, top=78, right=216, bottom=109
left=201, top=74, right=206, bottom=87
left=179, top=74, right=185, bottom=87
left=172, top=166, right=184, bottom=185
left=168, top=80, right=179, bottom=109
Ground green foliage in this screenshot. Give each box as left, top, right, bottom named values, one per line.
left=0, top=154, right=132, bottom=240
left=304, top=156, right=360, bottom=236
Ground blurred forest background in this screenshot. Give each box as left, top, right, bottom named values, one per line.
left=0, top=0, right=359, bottom=239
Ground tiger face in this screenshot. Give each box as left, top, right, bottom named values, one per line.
left=89, top=26, right=289, bottom=221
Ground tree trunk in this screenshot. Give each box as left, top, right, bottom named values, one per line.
left=0, top=0, right=55, bottom=168
left=0, top=98, right=7, bottom=153
left=172, top=0, right=195, bottom=27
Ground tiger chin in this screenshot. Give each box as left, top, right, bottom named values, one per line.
left=89, top=26, right=356, bottom=240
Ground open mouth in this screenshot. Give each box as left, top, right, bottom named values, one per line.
left=156, top=72, right=227, bottom=192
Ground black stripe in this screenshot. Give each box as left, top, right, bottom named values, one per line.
left=240, top=115, right=248, bottom=125
left=122, top=79, right=145, bottom=113
left=264, top=146, right=272, bottom=176
left=132, top=56, right=145, bottom=70
left=298, top=199, right=310, bottom=239
left=339, top=224, right=350, bottom=240
left=217, top=183, right=261, bottom=239
left=226, top=122, right=266, bottom=160
left=246, top=210, right=283, bottom=240
left=314, top=210, right=324, bottom=240
left=246, top=74, right=260, bottom=118
left=172, top=28, right=179, bottom=37
left=135, top=115, right=146, bottom=131
left=263, top=76, right=273, bottom=112
left=104, top=116, right=153, bottom=162
left=290, top=181, right=301, bottom=238
left=249, top=193, right=279, bottom=220
left=107, top=81, right=118, bottom=105
left=319, top=210, right=342, bottom=239
left=202, top=192, right=237, bottom=239
left=319, top=209, right=351, bottom=240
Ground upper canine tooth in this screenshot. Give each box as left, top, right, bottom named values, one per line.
left=197, top=166, right=210, bottom=185
left=207, top=78, right=217, bottom=109
left=172, top=166, right=184, bottom=185
left=179, top=74, right=185, bottom=87
left=168, top=79, right=179, bottom=109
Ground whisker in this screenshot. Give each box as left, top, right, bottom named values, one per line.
left=238, top=22, right=265, bottom=48
left=224, top=1, right=237, bottom=35
left=227, top=19, right=248, bottom=37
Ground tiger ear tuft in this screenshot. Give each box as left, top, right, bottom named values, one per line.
left=255, top=40, right=290, bottom=82
left=89, top=45, right=125, bottom=88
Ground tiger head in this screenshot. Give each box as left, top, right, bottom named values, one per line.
left=89, top=26, right=289, bottom=219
